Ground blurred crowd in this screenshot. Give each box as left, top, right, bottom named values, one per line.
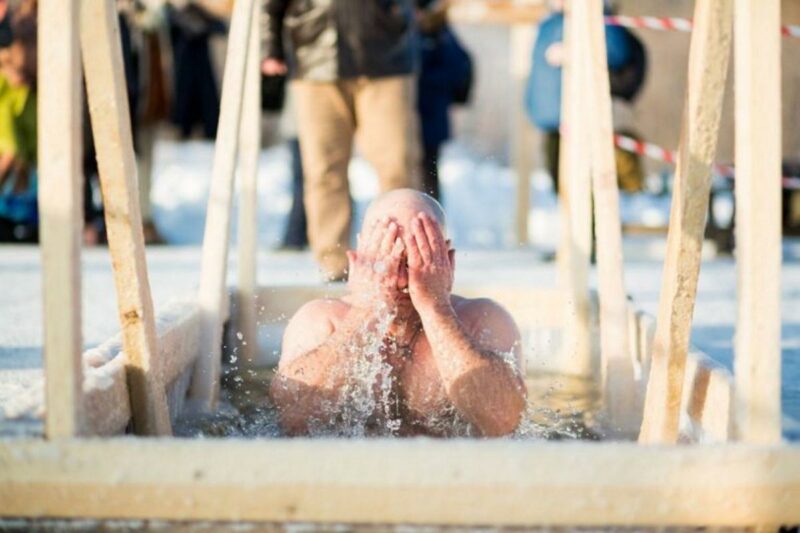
left=0, top=0, right=239, bottom=244
left=5, top=0, right=769, bottom=275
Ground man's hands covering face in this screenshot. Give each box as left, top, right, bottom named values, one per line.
left=347, top=213, right=453, bottom=315
left=347, top=218, right=405, bottom=310
left=406, top=213, right=454, bottom=316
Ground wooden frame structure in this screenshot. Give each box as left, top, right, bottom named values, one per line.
left=2, top=0, right=798, bottom=527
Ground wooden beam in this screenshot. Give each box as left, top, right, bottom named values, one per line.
left=580, top=0, right=636, bottom=435
left=448, top=0, right=548, bottom=25
left=236, top=10, right=261, bottom=367
left=639, top=0, right=733, bottom=444
left=556, top=0, right=593, bottom=377
left=189, top=0, right=255, bottom=408
left=38, top=0, right=84, bottom=438
left=733, top=0, right=782, bottom=443
left=510, top=25, right=536, bottom=246
left=1, top=440, right=799, bottom=526
left=80, top=0, right=171, bottom=436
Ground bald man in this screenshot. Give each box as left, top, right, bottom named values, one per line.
left=270, top=190, right=527, bottom=437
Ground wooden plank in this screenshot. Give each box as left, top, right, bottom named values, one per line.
left=510, top=25, right=536, bottom=246
left=80, top=0, right=171, bottom=436
left=733, top=0, right=782, bottom=443
left=579, top=0, right=636, bottom=434
left=448, top=0, right=547, bottom=25
left=236, top=10, right=261, bottom=367
left=38, top=0, right=85, bottom=438
left=1, top=439, right=799, bottom=526
left=189, top=0, right=256, bottom=408
left=556, top=0, right=593, bottom=377
left=639, top=0, right=733, bottom=444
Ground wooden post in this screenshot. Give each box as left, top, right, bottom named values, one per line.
left=556, top=0, right=592, bottom=377
left=189, top=0, right=255, bottom=408
left=81, top=0, right=171, bottom=436
left=733, top=0, right=782, bottom=443
left=39, top=0, right=85, bottom=438
left=580, top=0, right=636, bottom=433
left=510, top=25, right=536, bottom=246
left=639, top=0, right=733, bottom=444
left=237, top=10, right=262, bottom=366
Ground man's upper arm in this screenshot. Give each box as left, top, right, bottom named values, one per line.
left=460, top=298, right=525, bottom=373
left=279, top=299, right=337, bottom=369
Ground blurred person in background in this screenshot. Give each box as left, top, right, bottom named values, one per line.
left=0, top=0, right=37, bottom=243
left=166, top=0, right=231, bottom=140
left=524, top=0, right=646, bottom=195
left=261, top=0, right=420, bottom=282
left=83, top=0, right=173, bottom=245
left=415, top=0, right=472, bottom=202
left=278, top=89, right=309, bottom=250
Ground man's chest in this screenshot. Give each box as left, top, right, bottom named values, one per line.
left=396, top=338, right=451, bottom=420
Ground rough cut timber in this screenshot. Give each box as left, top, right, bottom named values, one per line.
left=639, top=0, right=733, bottom=444
left=81, top=0, right=171, bottom=436
left=556, top=0, right=593, bottom=378
left=189, top=0, right=256, bottom=408
left=580, top=0, right=636, bottom=434
left=236, top=10, right=262, bottom=367
left=1, top=439, right=799, bottom=526
left=733, top=0, right=782, bottom=443
left=38, top=0, right=85, bottom=439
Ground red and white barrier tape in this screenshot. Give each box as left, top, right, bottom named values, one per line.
left=604, top=15, right=800, bottom=38
left=612, top=133, right=800, bottom=190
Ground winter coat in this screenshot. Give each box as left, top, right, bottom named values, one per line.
left=262, top=0, right=417, bottom=81
left=417, top=26, right=470, bottom=149
left=525, top=12, right=634, bottom=132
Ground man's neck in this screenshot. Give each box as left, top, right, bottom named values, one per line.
left=387, top=309, right=422, bottom=342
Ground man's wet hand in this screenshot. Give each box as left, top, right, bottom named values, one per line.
left=406, top=213, right=454, bottom=317
left=347, top=218, right=405, bottom=310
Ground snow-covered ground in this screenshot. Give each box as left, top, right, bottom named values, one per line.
left=0, top=139, right=797, bottom=439
left=150, top=139, right=685, bottom=251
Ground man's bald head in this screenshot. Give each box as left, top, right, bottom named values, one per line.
left=363, top=189, right=447, bottom=237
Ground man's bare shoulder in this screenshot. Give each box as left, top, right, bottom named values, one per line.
left=450, top=295, right=523, bottom=365
left=451, top=295, right=517, bottom=328
left=290, top=297, right=351, bottom=324
left=281, top=298, right=350, bottom=365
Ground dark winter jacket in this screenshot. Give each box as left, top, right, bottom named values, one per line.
left=262, top=0, right=417, bottom=81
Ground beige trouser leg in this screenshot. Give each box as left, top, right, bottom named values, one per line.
left=293, top=80, right=355, bottom=279
left=354, top=75, right=420, bottom=192
left=136, top=123, right=157, bottom=223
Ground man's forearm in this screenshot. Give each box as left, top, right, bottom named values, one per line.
left=419, top=305, right=526, bottom=436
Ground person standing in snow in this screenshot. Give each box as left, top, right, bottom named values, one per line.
left=524, top=0, right=646, bottom=194
left=261, top=0, right=421, bottom=282
left=414, top=0, right=472, bottom=202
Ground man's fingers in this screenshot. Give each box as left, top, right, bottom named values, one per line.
left=420, top=213, right=447, bottom=262
left=389, top=236, right=405, bottom=263
left=364, top=217, right=388, bottom=256
left=406, top=234, right=422, bottom=268
left=379, top=221, right=399, bottom=257
left=413, top=216, right=433, bottom=263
